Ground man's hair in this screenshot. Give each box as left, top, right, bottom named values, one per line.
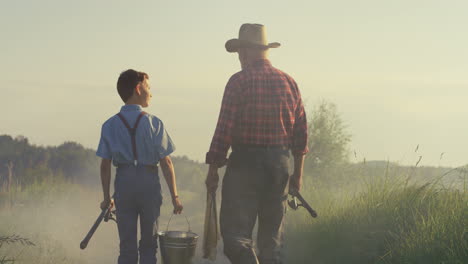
left=117, top=69, right=149, bottom=102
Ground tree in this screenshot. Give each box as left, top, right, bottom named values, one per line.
left=48, top=142, right=99, bottom=184
left=306, top=100, right=351, bottom=172
left=5, top=160, right=14, bottom=193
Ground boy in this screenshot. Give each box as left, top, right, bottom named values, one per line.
left=97, top=69, right=183, bottom=264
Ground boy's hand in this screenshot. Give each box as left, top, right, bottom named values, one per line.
left=100, top=198, right=113, bottom=210
left=172, top=197, right=183, bottom=214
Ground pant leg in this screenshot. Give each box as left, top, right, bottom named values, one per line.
left=115, top=167, right=139, bottom=264
left=137, top=166, right=162, bottom=264
left=220, top=150, right=260, bottom=264
left=257, top=149, right=290, bottom=264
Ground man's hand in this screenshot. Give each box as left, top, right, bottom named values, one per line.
left=289, top=174, right=302, bottom=195
left=289, top=154, right=305, bottom=195
left=172, top=197, right=183, bottom=214
left=100, top=198, right=113, bottom=210
left=205, top=165, right=219, bottom=193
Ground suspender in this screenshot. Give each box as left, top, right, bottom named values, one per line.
left=117, top=111, right=146, bottom=166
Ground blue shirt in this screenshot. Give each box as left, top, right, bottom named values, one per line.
left=96, top=104, right=175, bottom=166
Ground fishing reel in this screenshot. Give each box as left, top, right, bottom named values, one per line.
left=287, top=191, right=318, bottom=218
left=104, top=208, right=117, bottom=223
left=287, top=196, right=302, bottom=210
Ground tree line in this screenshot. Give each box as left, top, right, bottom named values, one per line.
left=1, top=101, right=461, bottom=194
left=0, top=135, right=100, bottom=190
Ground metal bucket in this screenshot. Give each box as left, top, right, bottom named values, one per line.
left=158, top=215, right=199, bottom=264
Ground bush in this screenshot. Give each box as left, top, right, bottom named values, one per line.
left=306, top=100, right=351, bottom=180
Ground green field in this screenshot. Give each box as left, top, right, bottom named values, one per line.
left=1, top=163, right=466, bottom=264
left=285, top=172, right=467, bottom=264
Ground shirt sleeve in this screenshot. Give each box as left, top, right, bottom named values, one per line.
left=206, top=75, right=240, bottom=167
left=291, top=82, right=309, bottom=155
left=153, top=118, right=176, bottom=159
left=96, top=124, right=112, bottom=160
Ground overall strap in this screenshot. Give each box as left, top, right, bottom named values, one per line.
left=117, top=111, right=147, bottom=165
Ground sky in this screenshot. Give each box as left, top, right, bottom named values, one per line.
left=0, top=0, right=467, bottom=167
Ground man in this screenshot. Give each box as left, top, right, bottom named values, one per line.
left=97, top=69, right=183, bottom=264
left=205, top=24, right=308, bottom=264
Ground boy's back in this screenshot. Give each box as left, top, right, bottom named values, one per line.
left=97, top=104, right=175, bottom=167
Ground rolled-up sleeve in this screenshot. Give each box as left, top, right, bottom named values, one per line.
left=206, top=75, right=240, bottom=167
left=153, top=118, right=176, bottom=159
left=292, top=89, right=309, bottom=156
left=96, top=124, right=112, bottom=160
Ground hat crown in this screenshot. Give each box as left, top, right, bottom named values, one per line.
left=239, top=24, right=268, bottom=46
left=225, top=23, right=280, bottom=53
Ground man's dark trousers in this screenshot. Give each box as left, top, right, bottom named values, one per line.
left=115, top=164, right=162, bottom=264
left=220, top=146, right=290, bottom=264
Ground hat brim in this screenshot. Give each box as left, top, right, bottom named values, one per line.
left=225, top=39, right=281, bottom=53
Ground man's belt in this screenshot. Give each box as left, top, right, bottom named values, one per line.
left=232, top=144, right=290, bottom=151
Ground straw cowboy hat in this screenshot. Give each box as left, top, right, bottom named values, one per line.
left=225, top=23, right=281, bottom=53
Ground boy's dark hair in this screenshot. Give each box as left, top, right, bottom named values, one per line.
left=117, top=69, right=149, bottom=102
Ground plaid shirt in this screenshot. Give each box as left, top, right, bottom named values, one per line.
left=206, top=59, right=308, bottom=166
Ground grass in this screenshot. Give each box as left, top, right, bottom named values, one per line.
left=284, top=165, right=468, bottom=264
left=0, top=179, right=210, bottom=264
left=1, top=164, right=467, bottom=263
left=0, top=235, right=35, bottom=264
left=0, top=182, right=98, bottom=264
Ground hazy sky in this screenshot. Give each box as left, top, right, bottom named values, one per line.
left=1, top=0, right=467, bottom=167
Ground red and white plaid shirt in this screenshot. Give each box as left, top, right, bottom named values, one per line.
left=206, top=59, right=308, bottom=166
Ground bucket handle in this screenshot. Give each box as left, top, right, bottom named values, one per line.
left=165, top=213, right=192, bottom=232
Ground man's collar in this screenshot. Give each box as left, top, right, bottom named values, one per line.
left=245, top=59, right=272, bottom=69
left=120, top=104, right=143, bottom=112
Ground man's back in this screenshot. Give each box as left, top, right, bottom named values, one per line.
left=208, top=59, right=308, bottom=165
left=228, top=59, right=304, bottom=146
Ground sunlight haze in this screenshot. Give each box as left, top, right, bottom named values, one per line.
left=1, top=0, right=467, bottom=167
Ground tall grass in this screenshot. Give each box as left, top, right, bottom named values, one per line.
left=0, top=235, right=35, bottom=264
left=0, top=178, right=221, bottom=264
left=0, top=181, right=98, bottom=264
left=1, top=164, right=466, bottom=263
left=285, top=165, right=467, bottom=264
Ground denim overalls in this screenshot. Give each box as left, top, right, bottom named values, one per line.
left=115, top=111, right=162, bottom=264
left=97, top=105, right=175, bottom=264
